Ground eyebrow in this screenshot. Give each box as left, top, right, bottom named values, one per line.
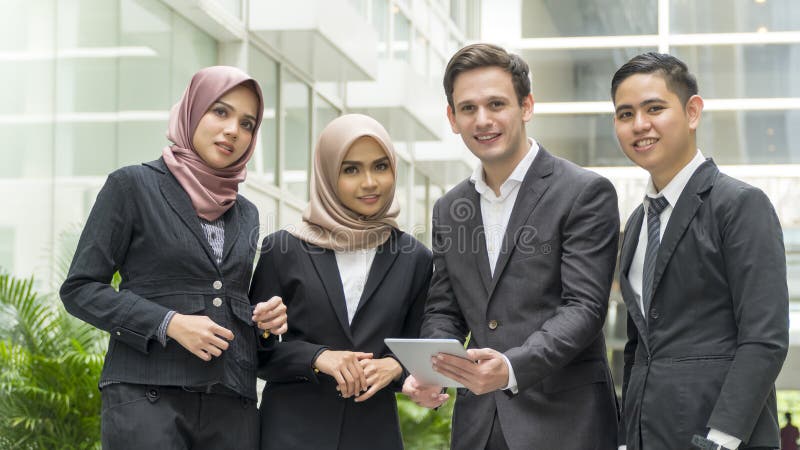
left=341, top=156, right=390, bottom=166
left=214, top=100, right=257, bottom=123
left=455, top=95, right=509, bottom=109
left=614, top=97, right=667, bottom=113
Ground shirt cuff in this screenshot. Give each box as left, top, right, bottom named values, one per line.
left=157, top=310, right=177, bottom=347
left=707, top=428, right=741, bottom=449
left=618, top=446, right=627, bottom=450
left=500, top=353, right=518, bottom=394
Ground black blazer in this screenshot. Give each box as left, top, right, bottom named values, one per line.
left=251, top=229, right=432, bottom=450
left=60, top=158, right=262, bottom=399
left=619, top=160, right=789, bottom=449
left=421, top=148, right=620, bottom=450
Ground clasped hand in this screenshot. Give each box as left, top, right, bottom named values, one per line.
left=313, top=351, right=402, bottom=401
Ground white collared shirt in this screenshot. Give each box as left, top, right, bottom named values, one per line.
left=469, top=137, right=539, bottom=394
left=470, top=138, right=540, bottom=274
left=335, top=248, right=377, bottom=324
left=628, top=150, right=706, bottom=313
left=622, top=149, right=741, bottom=450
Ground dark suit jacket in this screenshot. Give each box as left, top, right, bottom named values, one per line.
left=619, top=160, right=789, bottom=449
left=421, top=148, right=620, bottom=450
left=251, top=229, right=432, bottom=450
left=60, top=158, right=261, bottom=399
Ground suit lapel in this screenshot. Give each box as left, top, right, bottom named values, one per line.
left=353, top=232, right=401, bottom=321
left=306, top=243, right=354, bottom=343
left=619, top=207, right=649, bottom=341
left=650, top=161, right=717, bottom=299
left=221, top=201, right=241, bottom=263
left=487, top=148, right=553, bottom=298
left=158, top=171, right=219, bottom=269
left=460, top=187, right=492, bottom=293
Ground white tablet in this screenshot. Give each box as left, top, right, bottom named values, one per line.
left=384, top=338, right=471, bottom=388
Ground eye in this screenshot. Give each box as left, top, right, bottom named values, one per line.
left=213, top=106, right=227, bottom=117
left=648, top=105, right=665, bottom=113
left=342, top=165, right=358, bottom=175
left=489, top=100, right=505, bottom=109
left=460, top=104, right=475, bottom=113
left=617, top=111, right=632, bottom=120
left=241, top=120, right=255, bottom=132
left=375, top=162, right=389, bottom=171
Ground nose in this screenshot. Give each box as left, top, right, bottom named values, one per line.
left=475, top=107, right=492, bottom=129
left=632, top=112, right=651, bottom=133
left=361, top=171, right=378, bottom=189
left=223, top=119, right=239, bottom=140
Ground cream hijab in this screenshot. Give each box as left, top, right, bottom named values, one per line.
left=289, top=114, right=400, bottom=251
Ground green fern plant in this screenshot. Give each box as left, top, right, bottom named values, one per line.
left=0, top=273, right=106, bottom=449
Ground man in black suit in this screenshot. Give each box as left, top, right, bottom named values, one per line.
left=403, top=43, right=620, bottom=450
left=612, top=52, right=789, bottom=450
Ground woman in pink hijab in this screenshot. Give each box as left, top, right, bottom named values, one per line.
left=61, top=66, right=287, bottom=448
left=250, top=114, right=433, bottom=450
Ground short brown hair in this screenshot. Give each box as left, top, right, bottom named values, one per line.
left=443, top=43, right=531, bottom=110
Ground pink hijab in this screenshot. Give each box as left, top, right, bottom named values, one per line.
left=162, top=66, right=264, bottom=221
left=289, top=114, right=401, bottom=251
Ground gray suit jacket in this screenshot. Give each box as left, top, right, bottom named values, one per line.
left=619, top=160, right=789, bottom=449
left=421, top=148, right=620, bottom=450
left=60, top=158, right=262, bottom=398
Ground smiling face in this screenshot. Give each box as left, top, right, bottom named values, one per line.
left=446, top=66, right=533, bottom=170
left=336, top=136, right=395, bottom=218
left=613, top=73, right=703, bottom=191
left=192, top=84, right=259, bottom=169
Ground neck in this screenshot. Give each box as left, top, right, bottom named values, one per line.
left=652, top=147, right=697, bottom=192
left=482, top=141, right=529, bottom=195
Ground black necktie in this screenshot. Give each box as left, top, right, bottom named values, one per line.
left=642, top=196, right=670, bottom=319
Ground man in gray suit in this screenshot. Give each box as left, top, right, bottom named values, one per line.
left=612, top=52, right=789, bottom=450
left=403, top=43, right=620, bottom=450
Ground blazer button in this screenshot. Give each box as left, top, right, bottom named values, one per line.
left=488, top=320, right=498, bottom=330
left=212, top=280, right=222, bottom=290
left=649, top=308, right=659, bottom=320
left=212, top=297, right=223, bottom=307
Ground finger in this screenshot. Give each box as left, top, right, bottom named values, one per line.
left=208, top=335, right=230, bottom=351
left=341, top=366, right=356, bottom=398
left=354, top=352, right=373, bottom=360
left=353, top=361, right=367, bottom=392
left=205, top=346, right=222, bottom=357
left=212, top=324, right=234, bottom=341
left=437, top=353, right=476, bottom=370
left=272, top=323, right=288, bottom=335
left=355, top=384, right=378, bottom=402
left=433, top=362, right=467, bottom=385
left=194, top=349, right=212, bottom=361
left=466, top=348, right=496, bottom=361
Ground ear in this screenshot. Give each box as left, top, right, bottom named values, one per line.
left=521, top=93, right=534, bottom=122
left=446, top=105, right=459, bottom=134
left=685, top=95, right=703, bottom=132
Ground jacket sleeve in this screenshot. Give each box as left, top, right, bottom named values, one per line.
left=706, top=186, right=789, bottom=441
left=504, top=176, right=620, bottom=390
left=619, top=312, right=639, bottom=446
left=59, top=171, right=171, bottom=354
left=252, top=233, right=327, bottom=384
left=419, top=198, right=470, bottom=342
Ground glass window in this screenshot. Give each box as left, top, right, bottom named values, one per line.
left=527, top=113, right=626, bottom=167
left=0, top=227, right=14, bottom=272
left=670, top=0, right=800, bottom=34
left=280, top=203, right=303, bottom=230
left=214, top=0, right=242, bottom=19
left=413, top=170, right=429, bottom=244
left=393, top=10, right=411, bottom=61
left=373, top=0, right=389, bottom=58
left=282, top=70, right=311, bottom=200
left=314, top=95, right=340, bottom=142
left=698, top=110, right=799, bottom=165
left=395, top=157, right=410, bottom=230
left=249, top=47, right=279, bottom=184
left=671, top=44, right=800, bottom=99
left=412, top=34, right=429, bottom=77
left=521, top=0, right=657, bottom=38
left=522, top=47, right=657, bottom=102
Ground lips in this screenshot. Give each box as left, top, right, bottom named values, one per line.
left=475, top=133, right=501, bottom=143
left=358, top=194, right=380, bottom=204
left=633, top=137, right=658, bottom=152
left=215, top=141, right=234, bottom=154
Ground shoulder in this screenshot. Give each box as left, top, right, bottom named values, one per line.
left=105, top=162, right=165, bottom=194
left=260, top=229, right=306, bottom=255
left=235, top=193, right=258, bottom=221
left=392, top=230, right=432, bottom=262
left=548, top=152, right=612, bottom=188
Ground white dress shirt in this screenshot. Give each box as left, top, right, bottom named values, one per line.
left=620, top=150, right=740, bottom=450
left=334, top=248, right=377, bottom=324
left=469, top=138, right=539, bottom=393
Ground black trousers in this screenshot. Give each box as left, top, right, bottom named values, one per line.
left=101, top=383, right=258, bottom=449
left=485, top=412, right=510, bottom=450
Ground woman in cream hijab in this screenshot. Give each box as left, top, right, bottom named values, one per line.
left=251, top=114, right=433, bottom=450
